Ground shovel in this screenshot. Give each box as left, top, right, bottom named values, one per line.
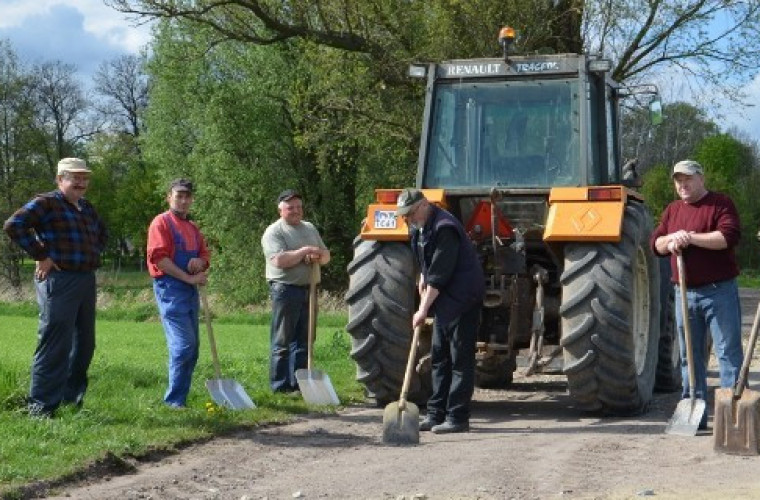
left=382, top=325, right=421, bottom=445
left=295, top=262, right=340, bottom=405
left=713, top=300, right=760, bottom=455
left=200, top=286, right=256, bottom=410
left=665, top=253, right=706, bottom=436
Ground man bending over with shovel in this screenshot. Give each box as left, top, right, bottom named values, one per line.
left=651, top=160, right=743, bottom=430
left=262, top=189, right=330, bottom=393
left=147, top=179, right=210, bottom=409
left=396, top=188, right=485, bottom=434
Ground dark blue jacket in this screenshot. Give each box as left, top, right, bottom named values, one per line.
left=411, top=205, right=485, bottom=324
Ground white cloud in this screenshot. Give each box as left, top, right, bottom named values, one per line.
left=0, top=0, right=152, bottom=54
left=0, top=0, right=153, bottom=85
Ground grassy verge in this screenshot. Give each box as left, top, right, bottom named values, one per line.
left=0, top=312, right=362, bottom=498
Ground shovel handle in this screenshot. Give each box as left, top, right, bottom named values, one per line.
left=676, top=254, right=698, bottom=401
left=200, top=286, right=223, bottom=379
left=399, top=325, right=422, bottom=409
left=307, top=262, right=319, bottom=372
left=735, top=300, right=760, bottom=398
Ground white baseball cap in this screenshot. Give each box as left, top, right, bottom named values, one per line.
left=57, top=157, right=91, bottom=175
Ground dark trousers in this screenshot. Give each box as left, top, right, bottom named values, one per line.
left=268, top=282, right=309, bottom=392
left=31, top=271, right=97, bottom=413
left=426, top=304, right=480, bottom=424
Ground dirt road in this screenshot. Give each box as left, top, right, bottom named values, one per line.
left=44, top=291, right=760, bottom=500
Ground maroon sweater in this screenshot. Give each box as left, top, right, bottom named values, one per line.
left=650, top=191, right=740, bottom=288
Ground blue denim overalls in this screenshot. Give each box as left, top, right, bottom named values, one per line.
left=152, top=213, right=201, bottom=407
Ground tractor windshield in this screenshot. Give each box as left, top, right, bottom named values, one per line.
left=423, top=78, right=581, bottom=188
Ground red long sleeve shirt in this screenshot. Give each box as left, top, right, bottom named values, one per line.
left=146, top=211, right=210, bottom=278
left=650, top=191, right=740, bottom=288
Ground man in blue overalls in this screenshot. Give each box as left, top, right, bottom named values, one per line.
left=147, top=179, right=210, bottom=408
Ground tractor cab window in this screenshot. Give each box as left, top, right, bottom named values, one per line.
left=423, top=79, right=581, bottom=189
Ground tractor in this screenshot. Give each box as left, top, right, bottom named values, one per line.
left=346, top=28, right=678, bottom=416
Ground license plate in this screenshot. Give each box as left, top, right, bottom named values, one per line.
left=374, top=210, right=398, bottom=229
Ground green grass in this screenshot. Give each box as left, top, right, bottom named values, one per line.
left=0, top=313, right=363, bottom=497
left=738, top=269, right=760, bottom=289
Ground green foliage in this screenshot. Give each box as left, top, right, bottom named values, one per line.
left=0, top=41, right=56, bottom=289
left=694, top=134, right=754, bottom=194
left=641, top=163, right=676, bottom=221
left=143, top=23, right=299, bottom=304
left=622, top=101, right=719, bottom=176
left=86, top=133, right=163, bottom=266
left=695, top=134, right=760, bottom=269
left=0, top=313, right=363, bottom=493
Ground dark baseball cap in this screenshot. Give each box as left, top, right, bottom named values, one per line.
left=395, top=188, right=424, bottom=216
left=169, top=178, right=193, bottom=193
left=277, top=189, right=302, bottom=204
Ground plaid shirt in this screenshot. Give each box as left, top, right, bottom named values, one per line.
left=3, top=190, right=108, bottom=271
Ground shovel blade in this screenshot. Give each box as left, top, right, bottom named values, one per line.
left=714, top=388, right=760, bottom=455
left=295, top=369, right=340, bottom=405
left=665, top=397, right=706, bottom=436
left=382, top=400, right=420, bottom=445
left=206, top=378, right=256, bottom=410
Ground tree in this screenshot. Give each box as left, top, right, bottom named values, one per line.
left=583, top=0, right=760, bottom=105
left=105, top=1, right=584, bottom=66
left=641, top=162, right=676, bottom=222
left=106, top=0, right=760, bottom=297
left=94, top=54, right=150, bottom=139
left=0, top=40, right=43, bottom=292
left=89, top=54, right=154, bottom=268
left=109, top=1, right=760, bottom=99
left=31, top=61, right=91, bottom=173
left=137, top=22, right=303, bottom=303
left=622, top=101, right=720, bottom=173
left=694, top=134, right=759, bottom=269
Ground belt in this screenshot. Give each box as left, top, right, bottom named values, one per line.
left=269, top=281, right=309, bottom=289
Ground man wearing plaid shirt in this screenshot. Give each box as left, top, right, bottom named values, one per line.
left=3, top=157, right=108, bottom=418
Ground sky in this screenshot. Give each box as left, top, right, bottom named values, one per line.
left=0, top=0, right=758, bottom=144
left=0, top=0, right=152, bottom=81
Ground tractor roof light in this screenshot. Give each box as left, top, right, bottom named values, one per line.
left=408, top=64, right=427, bottom=79
left=588, top=58, right=612, bottom=73
left=498, top=26, right=516, bottom=61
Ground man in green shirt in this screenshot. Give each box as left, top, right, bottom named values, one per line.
left=261, top=190, right=330, bottom=393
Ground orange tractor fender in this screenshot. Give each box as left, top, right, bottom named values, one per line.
left=359, top=188, right=447, bottom=241
left=543, top=185, right=643, bottom=243
left=359, top=185, right=643, bottom=244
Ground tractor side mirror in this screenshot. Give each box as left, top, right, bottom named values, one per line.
left=650, top=98, right=663, bottom=126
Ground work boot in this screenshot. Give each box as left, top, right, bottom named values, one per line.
left=27, top=402, right=53, bottom=419
left=419, top=416, right=442, bottom=432
left=699, top=412, right=708, bottom=431
left=431, top=421, right=469, bottom=434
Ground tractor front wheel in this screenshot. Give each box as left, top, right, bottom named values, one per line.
left=345, top=238, right=430, bottom=406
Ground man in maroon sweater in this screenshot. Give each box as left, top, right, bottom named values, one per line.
left=651, top=159, right=743, bottom=429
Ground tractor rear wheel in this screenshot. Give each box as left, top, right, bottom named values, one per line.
left=655, top=256, right=681, bottom=392
left=345, top=238, right=430, bottom=406
left=560, top=202, right=660, bottom=415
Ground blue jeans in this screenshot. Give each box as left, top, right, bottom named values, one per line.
left=675, top=278, right=743, bottom=399
left=154, top=278, right=200, bottom=406
left=269, top=282, right=308, bottom=392
left=31, top=271, right=97, bottom=414
left=427, top=304, right=480, bottom=424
